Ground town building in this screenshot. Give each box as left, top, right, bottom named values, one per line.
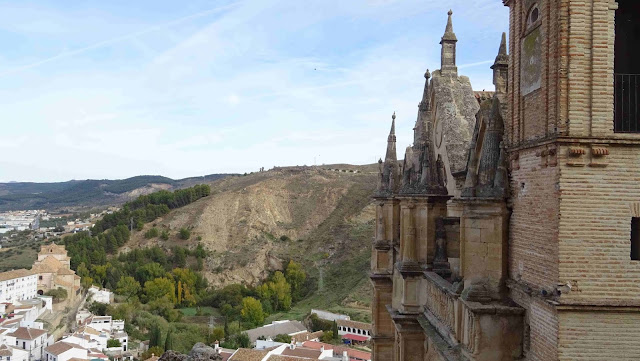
left=371, top=2, right=640, bottom=360
left=0, top=344, right=30, bottom=361
left=43, top=342, right=87, bottom=361
left=8, top=327, right=49, bottom=361
left=0, top=270, right=37, bottom=304
left=31, top=244, right=81, bottom=302
left=244, top=320, right=307, bottom=345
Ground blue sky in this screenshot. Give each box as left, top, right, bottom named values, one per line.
left=0, top=0, right=508, bottom=182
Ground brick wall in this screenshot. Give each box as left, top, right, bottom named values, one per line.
left=509, top=147, right=560, bottom=290
left=558, top=311, right=640, bottom=360
left=558, top=145, right=640, bottom=302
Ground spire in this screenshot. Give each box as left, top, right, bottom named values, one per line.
left=492, top=32, right=508, bottom=67
left=441, top=10, right=458, bottom=43
left=491, top=32, right=509, bottom=94
left=440, top=10, right=458, bottom=76
left=419, top=70, right=431, bottom=111
left=385, top=112, right=397, bottom=161
left=377, top=113, right=400, bottom=196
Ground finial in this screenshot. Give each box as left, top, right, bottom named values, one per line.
left=392, top=111, right=396, bottom=120
left=424, top=69, right=431, bottom=79
left=441, top=9, right=457, bottom=42
left=378, top=158, right=383, bottom=164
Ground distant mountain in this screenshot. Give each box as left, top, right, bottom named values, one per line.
left=0, top=174, right=233, bottom=211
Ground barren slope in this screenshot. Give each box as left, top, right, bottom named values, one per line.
left=124, top=165, right=378, bottom=291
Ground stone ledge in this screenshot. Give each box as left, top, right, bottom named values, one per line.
left=373, top=239, right=392, bottom=250
left=417, top=314, right=467, bottom=361
left=423, top=271, right=460, bottom=296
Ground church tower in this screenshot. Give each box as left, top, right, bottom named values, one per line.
left=503, top=0, right=640, bottom=359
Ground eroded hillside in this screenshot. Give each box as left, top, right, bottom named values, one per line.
left=124, top=165, right=378, bottom=294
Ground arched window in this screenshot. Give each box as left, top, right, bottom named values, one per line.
left=527, top=4, right=540, bottom=29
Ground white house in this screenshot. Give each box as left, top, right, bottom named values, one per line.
left=0, top=270, right=37, bottom=304
left=7, top=327, right=49, bottom=361
left=84, top=317, right=112, bottom=332
left=336, top=319, right=371, bottom=340
left=44, top=342, right=87, bottom=361
left=0, top=344, right=30, bottom=361
left=87, top=287, right=112, bottom=305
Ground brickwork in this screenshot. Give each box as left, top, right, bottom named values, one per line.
left=558, top=310, right=640, bottom=360
left=508, top=147, right=559, bottom=290
left=558, top=144, right=640, bottom=302
left=522, top=90, right=546, bottom=140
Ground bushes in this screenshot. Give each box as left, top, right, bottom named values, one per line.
left=179, top=228, right=191, bottom=240
left=45, top=287, right=68, bottom=302
left=107, top=339, right=122, bottom=348
left=144, top=228, right=159, bottom=239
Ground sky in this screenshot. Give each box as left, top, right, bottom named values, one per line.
left=0, top=0, right=509, bottom=182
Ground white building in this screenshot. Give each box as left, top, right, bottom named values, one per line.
left=83, top=317, right=112, bottom=333
left=310, top=309, right=351, bottom=322
left=0, top=270, right=37, bottom=304
left=7, top=327, right=49, bottom=361
left=0, top=344, right=30, bottom=361
left=87, top=287, right=112, bottom=305
left=44, top=342, right=87, bottom=361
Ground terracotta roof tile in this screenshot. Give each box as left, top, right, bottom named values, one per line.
left=8, top=327, right=47, bottom=340
left=228, top=348, right=269, bottom=361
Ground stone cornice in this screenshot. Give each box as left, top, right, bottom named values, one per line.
left=507, top=135, right=640, bottom=153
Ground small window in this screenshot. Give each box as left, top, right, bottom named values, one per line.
left=526, top=4, right=540, bottom=29
left=632, top=217, right=640, bottom=260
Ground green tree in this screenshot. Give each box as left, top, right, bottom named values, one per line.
left=149, top=322, right=163, bottom=348
left=164, top=328, right=174, bottom=351
left=267, top=272, right=292, bottom=311
left=144, top=228, right=159, bottom=239
left=144, top=278, right=176, bottom=303
left=45, top=287, right=68, bottom=302
left=321, top=331, right=334, bottom=343
left=88, top=302, right=108, bottom=316
left=136, top=263, right=166, bottom=284
left=273, top=334, right=292, bottom=343
left=178, top=228, right=191, bottom=240
left=240, top=297, right=264, bottom=327
left=332, top=321, right=339, bottom=340
left=285, top=260, right=306, bottom=301
left=116, top=276, right=141, bottom=300
left=107, top=339, right=122, bottom=348
left=235, top=333, right=250, bottom=348
left=211, top=327, right=225, bottom=342
left=142, top=346, right=164, bottom=360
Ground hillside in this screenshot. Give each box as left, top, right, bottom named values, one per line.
left=0, top=174, right=231, bottom=211
left=125, top=165, right=378, bottom=318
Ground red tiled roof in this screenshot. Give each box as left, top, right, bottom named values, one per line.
left=342, top=334, right=368, bottom=342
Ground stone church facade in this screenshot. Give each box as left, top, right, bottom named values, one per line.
left=371, top=1, right=640, bottom=360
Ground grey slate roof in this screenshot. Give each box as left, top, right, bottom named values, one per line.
left=245, top=321, right=307, bottom=343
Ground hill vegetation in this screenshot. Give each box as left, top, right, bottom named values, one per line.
left=0, top=174, right=231, bottom=211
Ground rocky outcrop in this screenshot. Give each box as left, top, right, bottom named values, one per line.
left=158, top=343, right=222, bottom=361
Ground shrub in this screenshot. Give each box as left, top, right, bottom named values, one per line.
left=179, top=228, right=191, bottom=240
left=144, top=228, right=159, bottom=239
left=107, top=339, right=122, bottom=348
left=160, top=230, right=169, bottom=240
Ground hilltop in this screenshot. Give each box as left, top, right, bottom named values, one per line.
left=0, top=174, right=231, bottom=211
left=125, top=164, right=378, bottom=319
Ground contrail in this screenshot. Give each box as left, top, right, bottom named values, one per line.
left=458, top=60, right=494, bottom=69
left=0, top=2, right=240, bottom=78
